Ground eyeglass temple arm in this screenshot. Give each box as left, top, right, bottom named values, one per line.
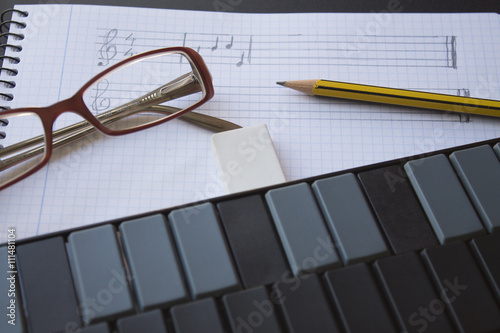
left=0, top=73, right=241, bottom=159
left=97, top=72, right=202, bottom=123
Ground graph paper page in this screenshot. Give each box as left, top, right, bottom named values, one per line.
left=1, top=5, right=499, bottom=240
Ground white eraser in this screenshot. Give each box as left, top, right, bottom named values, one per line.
left=211, top=124, right=286, bottom=194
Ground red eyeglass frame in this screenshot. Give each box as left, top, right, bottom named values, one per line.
left=0, top=46, right=215, bottom=190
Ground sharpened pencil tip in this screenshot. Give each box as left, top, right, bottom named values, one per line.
left=276, top=81, right=286, bottom=86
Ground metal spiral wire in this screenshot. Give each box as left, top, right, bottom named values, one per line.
left=0, top=8, right=28, bottom=112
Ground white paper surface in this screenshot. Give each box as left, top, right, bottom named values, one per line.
left=1, top=5, right=499, bottom=239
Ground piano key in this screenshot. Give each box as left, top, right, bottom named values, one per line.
left=312, top=173, right=390, bottom=265
left=494, top=142, right=500, bottom=158
left=265, top=183, right=341, bottom=276
left=119, top=214, right=189, bottom=311
left=272, top=274, right=341, bottom=333
left=0, top=246, right=25, bottom=333
left=67, top=225, right=134, bottom=325
left=324, top=263, right=398, bottom=332
left=404, top=154, right=485, bottom=243
left=422, top=241, right=500, bottom=332
left=222, top=286, right=283, bottom=333
left=168, top=203, right=240, bottom=299
left=79, top=323, right=111, bottom=333
left=16, top=237, right=81, bottom=333
left=470, top=233, right=500, bottom=301
left=217, top=195, right=289, bottom=288
left=449, top=145, right=500, bottom=232
left=373, top=252, right=455, bottom=333
left=116, top=309, right=168, bottom=333
left=170, top=298, right=226, bottom=333
left=358, top=164, right=439, bottom=253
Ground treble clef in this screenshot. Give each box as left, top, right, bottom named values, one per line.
left=91, top=79, right=111, bottom=112
left=98, top=29, right=118, bottom=66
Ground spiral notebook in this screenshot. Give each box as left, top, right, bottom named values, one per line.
left=1, top=5, right=500, bottom=240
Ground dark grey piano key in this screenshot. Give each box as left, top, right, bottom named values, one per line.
left=265, top=183, right=340, bottom=276
left=450, top=145, right=500, bottom=232
left=358, top=165, right=439, bottom=254
left=470, top=233, right=500, bottom=301
left=170, top=298, right=226, bottom=333
left=67, top=224, right=134, bottom=325
left=116, top=309, right=168, bottom=333
left=273, top=274, right=341, bottom=333
left=217, top=195, right=289, bottom=288
left=169, top=203, right=240, bottom=299
left=312, top=173, right=390, bottom=265
left=374, top=252, right=454, bottom=333
left=494, top=142, right=500, bottom=158
left=324, top=264, right=398, bottom=332
left=16, top=237, right=81, bottom=333
left=404, top=154, right=484, bottom=243
left=0, top=246, right=25, bottom=333
left=223, top=286, right=283, bottom=333
left=422, top=241, right=500, bottom=332
left=79, top=323, right=111, bottom=333
left=119, top=214, right=189, bottom=311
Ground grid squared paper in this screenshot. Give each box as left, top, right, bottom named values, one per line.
left=0, top=5, right=499, bottom=240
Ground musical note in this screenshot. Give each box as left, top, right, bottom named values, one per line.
left=225, top=36, right=233, bottom=49
left=211, top=37, right=219, bottom=51
left=236, top=52, right=244, bottom=67
left=97, top=29, right=118, bottom=66
left=91, top=79, right=111, bottom=112
left=235, top=36, right=253, bottom=67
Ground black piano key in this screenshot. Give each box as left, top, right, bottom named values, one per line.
left=374, top=252, right=455, bottom=333
left=272, top=274, right=341, bottom=333
left=422, top=241, right=500, bottom=332
left=170, top=298, right=226, bottom=333
left=223, top=286, right=283, bottom=333
left=116, top=309, right=168, bottom=333
left=358, top=165, right=439, bottom=254
left=470, top=233, right=500, bottom=301
left=16, top=237, right=81, bottom=333
left=217, top=195, right=289, bottom=288
left=324, top=264, right=398, bottom=332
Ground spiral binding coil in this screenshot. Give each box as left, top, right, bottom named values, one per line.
left=1, top=8, right=28, bottom=148
left=1, top=8, right=28, bottom=114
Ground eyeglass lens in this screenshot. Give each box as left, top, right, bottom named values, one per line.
left=81, top=51, right=206, bottom=131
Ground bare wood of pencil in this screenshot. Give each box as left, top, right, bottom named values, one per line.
left=277, top=79, right=500, bottom=118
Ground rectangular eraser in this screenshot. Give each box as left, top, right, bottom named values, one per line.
left=211, top=124, right=286, bottom=194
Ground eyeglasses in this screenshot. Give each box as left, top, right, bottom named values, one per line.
left=0, top=47, right=240, bottom=190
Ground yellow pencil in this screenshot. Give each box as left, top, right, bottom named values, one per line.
left=277, top=79, right=500, bottom=118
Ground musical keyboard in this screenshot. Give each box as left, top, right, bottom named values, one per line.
left=2, top=138, right=500, bottom=333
